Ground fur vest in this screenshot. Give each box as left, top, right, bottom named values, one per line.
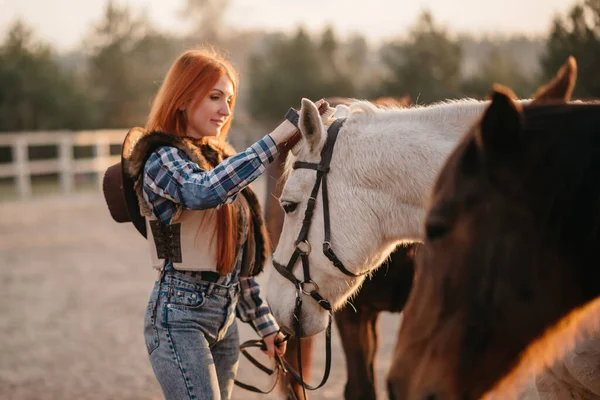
left=123, top=127, right=269, bottom=277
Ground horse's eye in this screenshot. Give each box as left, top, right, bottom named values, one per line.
left=425, top=215, right=451, bottom=242
left=281, top=201, right=299, bottom=214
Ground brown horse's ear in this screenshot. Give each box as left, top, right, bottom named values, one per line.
left=531, top=56, right=577, bottom=104
left=475, top=85, right=523, bottom=160
left=299, top=98, right=325, bottom=153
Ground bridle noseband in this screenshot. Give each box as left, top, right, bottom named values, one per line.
left=270, top=117, right=369, bottom=398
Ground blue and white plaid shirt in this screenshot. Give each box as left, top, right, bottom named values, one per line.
left=142, top=134, right=280, bottom=338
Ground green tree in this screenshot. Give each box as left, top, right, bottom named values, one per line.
left=248, top=28, right=327, bottom=122
left=342, top=34, right=372, bottom=93
left=178, top=0, right=230, bottom=44
left=379, top=11, right=462, bottom=103
left=84, top=0, right=181, bottom=128
left=317, top=26, right=356, bottom=99
left=542, top=0, right=600, bottom=98
left=319, top=26, right=338, bottom=71
left=0, top=20, right=91, bottom=131
left=248, top=26, right=356, bottom=123
left=462, top=48, right=537, bottom=98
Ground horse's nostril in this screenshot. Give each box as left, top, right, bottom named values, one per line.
left=424, top=393, right=438, bottom=400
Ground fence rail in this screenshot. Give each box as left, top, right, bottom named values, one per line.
left=0, top=129, right=128, bottom=198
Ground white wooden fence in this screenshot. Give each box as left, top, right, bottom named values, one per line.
left=0, top=130, right=128, bottom=198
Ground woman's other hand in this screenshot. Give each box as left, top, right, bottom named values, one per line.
left=262, top=331, right=287, bottom=359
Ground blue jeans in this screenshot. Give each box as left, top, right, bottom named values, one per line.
left=144, top=270, right=241, bottom=400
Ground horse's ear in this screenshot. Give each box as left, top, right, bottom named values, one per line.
left=299, top=98, right=325, bottom=153
left=531, top=56, right=577, bottom=104
left=475, top=84, right=523, bottom=160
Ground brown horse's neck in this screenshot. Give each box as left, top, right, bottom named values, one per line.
left=264, top=148, right=288, bottom=248
left=481, top=105, right=600, bottom=398
left=520, top=106, right=600, bottom=288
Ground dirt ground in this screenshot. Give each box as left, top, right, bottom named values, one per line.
left=0, top=177, right=402, bottom=400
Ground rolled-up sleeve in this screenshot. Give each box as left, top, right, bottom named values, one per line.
left=236, top=276, right=280, bottom=338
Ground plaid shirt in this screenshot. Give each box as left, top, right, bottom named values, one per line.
left=142, top=134, right=280, bottom=338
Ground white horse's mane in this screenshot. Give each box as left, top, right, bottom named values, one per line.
left=345, top=98, right=488, bottom=121
left=282, top=98, right=491, bottom=181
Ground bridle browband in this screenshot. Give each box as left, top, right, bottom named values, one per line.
left=269, top=117, right=370, bottom=398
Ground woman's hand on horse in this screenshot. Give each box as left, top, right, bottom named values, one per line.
left=269, top=119, right=298, bottom=145
left=270, top=99, right=326, bottom=145
left=263, top=331, right=287, bottom=359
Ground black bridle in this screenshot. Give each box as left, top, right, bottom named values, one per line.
left=234, top=115, right=369, bottom=399
left=269, top=117, right=369, bottom=398
left=273, top=117, right=368, bottom=291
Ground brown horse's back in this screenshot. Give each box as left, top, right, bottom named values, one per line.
left=350, top=244, right=415, bottom=313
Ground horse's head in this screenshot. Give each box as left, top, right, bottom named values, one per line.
left=388, top=57, right=600, bottom=400
left=267, top=99, right=400, bottom=337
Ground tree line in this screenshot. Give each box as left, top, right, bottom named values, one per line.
left=0, top=0, right=597, bottom=133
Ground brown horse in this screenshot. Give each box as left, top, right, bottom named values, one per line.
left=388, top=57, right=600, bottom=400
left=265, top=96, right=415, bottom=400
left=336, top=245, right=415, bottom=400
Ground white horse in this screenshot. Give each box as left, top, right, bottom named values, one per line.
left=266, top=56, right=576, bottom=338
left=267, top=96, right=492, bottom=336
left=266, top=59, right=599, bottom=399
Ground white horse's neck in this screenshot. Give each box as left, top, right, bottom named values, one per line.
left=334, top=99, right=493, bottom=242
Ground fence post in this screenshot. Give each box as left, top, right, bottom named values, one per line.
left=59, top=134, right=74, bottom=194
left=14, top=138, right=31, bottom=198
left=95, top=136, right=110, bottom=189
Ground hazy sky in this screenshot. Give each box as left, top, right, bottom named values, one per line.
left=0, top=0, right=574, bottom=52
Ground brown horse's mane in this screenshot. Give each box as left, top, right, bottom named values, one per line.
left=516, top=104, right=600, bottom=251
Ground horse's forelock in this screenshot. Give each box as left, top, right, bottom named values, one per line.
left=281, top=151, right=297, bottom=183
left=347, top=100, right=380, bottom=116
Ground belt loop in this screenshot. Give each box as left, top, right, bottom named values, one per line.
left=207, top=282, right=215, bottom=296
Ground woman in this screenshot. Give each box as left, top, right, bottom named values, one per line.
left=125, top=48, right=312, bottom=400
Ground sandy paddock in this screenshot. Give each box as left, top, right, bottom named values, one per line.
left=0, top=178, right=400, bottom=399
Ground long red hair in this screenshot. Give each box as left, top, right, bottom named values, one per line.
left=146, top=48, right=240, bottom=275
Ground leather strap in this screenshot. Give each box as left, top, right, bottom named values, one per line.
left=234, top=339, right=285, bottom=395
left=236, top=100, right=336, bottom=399
left=285, top=107, right=301, bottom=128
